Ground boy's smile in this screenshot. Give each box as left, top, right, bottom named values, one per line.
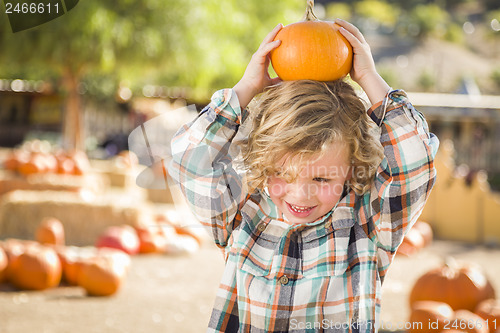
left=267, top=143, right=351, bottom=224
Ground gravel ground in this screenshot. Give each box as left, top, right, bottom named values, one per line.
left=1, top=240, right=499, bottom=333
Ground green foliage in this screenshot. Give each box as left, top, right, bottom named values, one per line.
left=417, top=69, right=437, bottom=92
left=354, top=0, right=399, bottom=28
left=0, top=0, right=305, bottom=100
left=408, top=4, right=450, bottom=39
left=377, top=66, right=400, bottom=88
left=162, top=0, right=304, bottom=98
left=444, top=23, right=465, bottom=44
left=325, top=3, right=352, bottom=21
left=2, top=0, right=499, bottom=101
left=491, top=68, right=500, bottom=91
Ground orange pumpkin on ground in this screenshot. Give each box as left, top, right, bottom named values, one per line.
left=55, top=246, right=98, bottom=286
left=96, top=225, right=140, bottom=255
left=270, top=0, right=352, bottom=81
left=56, top=156, right=75, bottom=174
left=9, top=243, right=62, bottom=290
left=475, top=299, right=500, bottom=333
left=1, top=239, right=38, bottom=283
left=3, top=151, right=20, bottom=171
left=18, top=153, right=47, bottom=175
left=39, top=153, right=58, bottom=173
left=0, top=247, right=7, bottom=283
left=409, top=259, right=496, bottom=312
left=134, top=225, right=168, bottom=254
left=409, top=301, right=455, bottom=332
left=36, top=217, right=65, bottom=246
left=449, top=310, right=489, bottom=333
left=413, top=220, right=433, bottom=247
left=77, top=249, right=130, bottom=296
left=397, top=227, right=425, bottom=257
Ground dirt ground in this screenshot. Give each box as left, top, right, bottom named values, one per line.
left=1, top=240, right=499, bottom=333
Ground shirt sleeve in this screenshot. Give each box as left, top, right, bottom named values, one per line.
left=357, top=89, right=439, bottom=278
left=168, top=89, right=248, bottom=248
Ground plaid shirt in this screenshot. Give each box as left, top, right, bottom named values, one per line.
left=169, top=88, right=439, bottom=332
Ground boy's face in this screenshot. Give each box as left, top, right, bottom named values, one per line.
left=267, top=143, right=351, bottom=224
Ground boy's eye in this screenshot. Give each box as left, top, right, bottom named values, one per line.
left=313, top=177, right=331, bottom=183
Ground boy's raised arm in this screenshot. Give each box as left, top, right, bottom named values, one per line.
left=336, top=18, right=390, bottom=105
left=337, top=19, right=439, bottom=277
left=233, top=23, right=283, bottom=110
left=168, top=24, right=283, bottom=249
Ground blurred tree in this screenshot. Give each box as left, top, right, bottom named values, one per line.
left=491, top=68, right=500, bottom=92
left=0, top=0, right=305, bottom=150
left=0, top=0, right=189, bottom=151
left=408, top=4, right=450, bottom=39
left=325, top=3, right=352, bottom=20
left=417, top=69, right=437, bottom=91
left=353, top=0, right=399, bottom=29
left=166, top=0, right=304, bottom=99
left=444, top=22, right=464, bottom=44
left=377, top=66, right=400, bottom=88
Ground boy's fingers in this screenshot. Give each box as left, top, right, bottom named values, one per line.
left=261, top=23, right=283, bottom=46
left=335, top=18, right=366, bottom=44
left=337, top=26, right=362, bottom=49
left=254, top=40, right=281, bottom=62
left=260, top=40, right=281, bottom=55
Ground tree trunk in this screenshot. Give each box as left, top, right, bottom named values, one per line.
left=62, top=68, right=84, bottom=152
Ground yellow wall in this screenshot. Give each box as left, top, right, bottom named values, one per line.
left=420, top=140, right=500, bottom=244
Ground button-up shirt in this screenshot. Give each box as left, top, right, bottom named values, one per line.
left=169, top=88, right=439, bottom=332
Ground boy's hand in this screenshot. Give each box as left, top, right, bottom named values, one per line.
left=233, top=24, right=283, bottom=110
left=336, top=19, right=390, bottom=105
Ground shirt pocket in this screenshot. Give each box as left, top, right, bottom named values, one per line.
left=235, top=215, right=279, bottom=278
left=301, top=218, right=355, bottom=279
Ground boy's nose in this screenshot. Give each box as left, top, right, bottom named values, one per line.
left=285, top=181, right=311, bottom=200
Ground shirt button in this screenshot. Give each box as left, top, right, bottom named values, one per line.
left=279, top=275, right=289, bottom=285
left=257, top=223, right=267, bottom=232
left=324, top=221, right=332, bottom=229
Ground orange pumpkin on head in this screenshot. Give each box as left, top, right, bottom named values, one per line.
left=270, top=0, right=353, bottom=81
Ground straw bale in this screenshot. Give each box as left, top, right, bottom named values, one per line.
left=0, top=171, right=108, bottom=197
left=89, top=160, right=136, bottom=188
left=0, top=190, right=153, bottom=246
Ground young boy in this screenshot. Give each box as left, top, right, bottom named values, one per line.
left=169, top=19, right=439, bottom=332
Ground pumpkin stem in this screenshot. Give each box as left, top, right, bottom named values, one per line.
left=303, top=0, right=318, bottom=21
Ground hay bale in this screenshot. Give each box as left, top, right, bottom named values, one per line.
left=89, top=160, right=136, bottom=188
left=0, top=190, right=153, bottom=246
left=0, top=170, right=108, bottom=197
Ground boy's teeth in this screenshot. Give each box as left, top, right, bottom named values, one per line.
left=290, top=204, right=312, bottom=212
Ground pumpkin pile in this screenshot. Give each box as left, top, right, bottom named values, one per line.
left=270, top=0, right=353, bottom=81
left=0, top=218, right=131, bottom=296
left=396, top=220, right=434, bottom=257
left=4, top=141, right=90, bottom=176
left=0, top=214, right=203, bottom=296
left=408, top=259, right=499, bottom=333
left=95, top=215, right=202, bottom=256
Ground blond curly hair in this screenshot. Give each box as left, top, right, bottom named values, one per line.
left=241, top=79, right=383, bottom=195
